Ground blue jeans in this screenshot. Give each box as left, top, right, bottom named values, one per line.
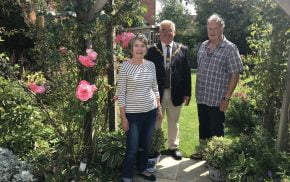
left=122, top=108, right=157, bottom=179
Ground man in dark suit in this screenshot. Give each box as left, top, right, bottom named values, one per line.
left=145, top=20, right=191, bottom=160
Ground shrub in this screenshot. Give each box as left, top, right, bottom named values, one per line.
left=81, top=131, right=127, bottom=181
left=0, top=147, right=35, bottom=182
left=226, top=92, right=259, bottom=133
left=201, top=128, right=290, bottom=181
left=225, top=127, right=290, bottom=181
left=0, top=76, right=55, bottom=157
left=202, top=137, right=236, bottom=169
left=97, top=131, right=126, bottom=169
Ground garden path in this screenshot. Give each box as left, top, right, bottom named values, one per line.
left=133, top=155, right=211, bottom=182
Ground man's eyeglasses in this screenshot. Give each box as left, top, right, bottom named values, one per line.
left=161, top=29, right=173, bottom=33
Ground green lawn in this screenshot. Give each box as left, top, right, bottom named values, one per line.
left=162, top=69, right=199, bottom=157
left=161, top=69, right=241, bottom=157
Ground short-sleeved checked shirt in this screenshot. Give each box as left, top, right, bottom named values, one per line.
left=196, top=38, right=243, bottom=106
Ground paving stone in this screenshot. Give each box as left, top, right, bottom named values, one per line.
left=176, top=159, right=210, bottom=182
left=132, top=155, right=211, bottom=182
left=155, top=155, right=183, bottom=180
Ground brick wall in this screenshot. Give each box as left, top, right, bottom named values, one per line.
left=141, top=0, right=156, bottom=25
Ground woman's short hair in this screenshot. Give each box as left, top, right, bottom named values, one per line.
left=129, top=33, right=148, bottom=57
left=129, top=33, right=148, bottom=48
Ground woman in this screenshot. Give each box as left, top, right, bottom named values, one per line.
left=117, top=33, right=162, bottom=182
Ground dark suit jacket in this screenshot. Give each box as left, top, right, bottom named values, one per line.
left=145, top=41, right=191, bottom=106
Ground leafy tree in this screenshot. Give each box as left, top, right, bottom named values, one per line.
left=243, top=0, right=290, bottom=136
left=157, top=0, right=196, bottom=67
left=157, top=0, right=194, bottom=43
left=192, top=0, right=252, bottom=55
left=0, top=0, right=34, bottom=75
left=157, top=0, right=192, bottom=33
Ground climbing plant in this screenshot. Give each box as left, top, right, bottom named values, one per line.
left=243, top=0, right=290, bottom=135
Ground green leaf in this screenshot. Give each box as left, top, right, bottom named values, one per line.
left=101, top=151, right=110, bottom=162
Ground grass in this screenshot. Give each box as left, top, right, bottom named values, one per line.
left=161, top=69, right=199, bottom=157
left=161, top=69, right=242, bottom=157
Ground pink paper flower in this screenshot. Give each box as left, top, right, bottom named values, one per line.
left=122, top=32, right=135, bottom=48
left=86, top=49, right=98, bottom=60
left=115, top=35, right=122, bottom=44
left=115, top=32, right=135, bottom=48
left=28, top=83, right=46, bottom=94
left=76, top=80, right=97, bottom=101
left=78, top=55, right=96, bottom=68
left=78, top=49, right=98, bottom=67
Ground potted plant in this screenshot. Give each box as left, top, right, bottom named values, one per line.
left=202, top=137, right=234, bottom=182
left=147, top=128, right=166, bottom=172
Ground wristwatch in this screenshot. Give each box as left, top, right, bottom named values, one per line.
left=222, top=96, right=231, bottom=102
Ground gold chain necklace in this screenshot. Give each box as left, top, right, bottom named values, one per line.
left=154, top=44, right=182, bottom=59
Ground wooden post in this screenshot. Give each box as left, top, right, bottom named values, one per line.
left=273, top=0, right=290, bottom=151
left=277, top=53, right=290, bottom=151
left=273, top=0, right=290, bottom=15
left=106, top=0, right=117, bottom=131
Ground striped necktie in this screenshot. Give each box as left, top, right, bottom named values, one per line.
left=165, top=44, right=171, bottom=88
left=166, top=45, right=170, bottom=62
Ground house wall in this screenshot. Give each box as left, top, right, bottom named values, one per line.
left=141, top=0, right=156, bottom=25
left=141, top=0, right=196, bottom=26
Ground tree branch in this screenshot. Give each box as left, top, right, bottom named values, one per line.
left=16, top=80, right=65, bottom=140
left=87, top=0, right=109, bottom=22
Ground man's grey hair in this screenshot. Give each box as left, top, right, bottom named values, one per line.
left=159, top=20, right=176, bottom=31
left=207, top=14, right=225, bottom=29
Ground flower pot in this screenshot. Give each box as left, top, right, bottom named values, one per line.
left=208, top=165, right=225, bottom=182
left=147, top=154, right=161, bottom=173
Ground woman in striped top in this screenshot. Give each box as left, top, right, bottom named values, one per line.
left=117, top=34, right=162, bottom=182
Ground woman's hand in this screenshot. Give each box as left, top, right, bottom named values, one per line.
left=157, top=107, right=163, bottom=121
left=121, top=117, right=129, bottom=132
left=119, top=107, right=128, bottom=131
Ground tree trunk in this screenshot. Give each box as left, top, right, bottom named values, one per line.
left=277, top=53, right=290, bottom=151
left=106, top=0, right=117, bottom=131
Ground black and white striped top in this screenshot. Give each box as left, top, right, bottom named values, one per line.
left=117, top=60, right=160, bottom=113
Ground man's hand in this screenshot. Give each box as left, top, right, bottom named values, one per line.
left=219, top=100, right=229, bottom=112
left=184, top=96, right=191, bottom=106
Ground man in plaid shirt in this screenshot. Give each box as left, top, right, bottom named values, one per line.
left=195, top=14, right=243, bottom=142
